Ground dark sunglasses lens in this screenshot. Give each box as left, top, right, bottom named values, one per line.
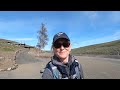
left=63, top=42, right=70, bottom=47
left=54, top=42, right=70, bottom=48
left=54, top=43, right=61, bottom=48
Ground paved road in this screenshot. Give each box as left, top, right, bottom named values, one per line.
left=76, top=56, right=120, bottom=79
left=16, top=49, right=41, bottom=64
left=0, top=50, right=120, bottom=79
left=0, top=49, right=49, bottom=79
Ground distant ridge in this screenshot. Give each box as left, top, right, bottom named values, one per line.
left=0, top=38, right=34, bottom=47
left=71, top=39, right=120, bottom=56
left=0, top=38, right=18, bottom=43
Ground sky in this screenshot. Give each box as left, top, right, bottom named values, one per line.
left=0, top=11, right=120, bottom=51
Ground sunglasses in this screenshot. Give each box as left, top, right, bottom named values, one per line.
left=53, top=41, right=70, bottom=48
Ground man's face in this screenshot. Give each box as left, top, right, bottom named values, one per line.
left=53, top=38, right=71, bottom=60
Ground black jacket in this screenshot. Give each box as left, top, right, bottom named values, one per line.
left=42, top=55, right=84, bottom=79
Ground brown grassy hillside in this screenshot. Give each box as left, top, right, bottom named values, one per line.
left=0, top=38, right=30, bottom=70
left=71, top=39, right=120, bottom=56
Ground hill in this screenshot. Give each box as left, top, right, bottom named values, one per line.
left=71, top=39, right=120, bottom=56
left=0, top=38, right=35, bottom=71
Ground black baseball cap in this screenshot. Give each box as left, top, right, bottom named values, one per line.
left=53, top=32, right=70, bottom=44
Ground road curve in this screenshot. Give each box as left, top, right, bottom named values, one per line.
left=0, top=49, right=50, bottom=79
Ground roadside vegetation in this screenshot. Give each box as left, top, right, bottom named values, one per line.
left=71, top=39, right=120, bottom=56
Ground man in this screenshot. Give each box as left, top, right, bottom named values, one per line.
left=42, top=32, right=84, bottom=79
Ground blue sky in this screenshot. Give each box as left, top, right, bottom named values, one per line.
left=0, top=11, right=120, bottom=50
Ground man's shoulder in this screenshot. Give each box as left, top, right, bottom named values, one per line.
left=45, top=61, right=52, bottom=68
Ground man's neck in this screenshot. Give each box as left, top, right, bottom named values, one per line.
left=53, top=54, right=70, bottom=64
left=60, top=56, right=69, bottom=64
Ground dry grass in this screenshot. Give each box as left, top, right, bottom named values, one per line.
left=0, top=51, right=15, bottom=69
left=0, top=59, right=15, bottom=70
left=0, top=49, right=21, bottom=70
left=28, top=48, right=53, bottom=58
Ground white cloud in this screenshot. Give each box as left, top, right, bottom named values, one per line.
left=10, top=38, right=36, bottom=41
left=112, top=31, right=120, bottom=39
left=9, top=38, right=37, bottom=46
left=110, top=11, right=120, bottom=23
left=83, top=11, right=98, bottom=21
left=72, top=31, right=120, bottom=48
left=71, top=41, right=80, bottom=49
left=82, top=11, right=99, bottom=30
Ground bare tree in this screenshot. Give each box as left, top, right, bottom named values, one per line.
left=37, top=23, right=48, bottom=53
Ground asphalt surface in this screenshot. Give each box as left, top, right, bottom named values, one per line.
left=0, top=50, right=120, bottom=79
left=16, top=49, right=40, bottom=64
left=0, top=49, right=49, bottom=79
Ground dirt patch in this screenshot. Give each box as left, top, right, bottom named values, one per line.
left=0, top=52, right=15, bottom=70
left=0, top=49, right=22, bottom=71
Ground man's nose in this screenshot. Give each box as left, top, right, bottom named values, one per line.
left=60, top=45, right=64, bottom=50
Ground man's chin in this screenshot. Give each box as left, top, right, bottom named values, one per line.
left=59, top=55, right=67, bottom=59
